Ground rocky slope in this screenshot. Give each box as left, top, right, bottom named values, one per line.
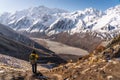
left=43, top=34, right=120, bottom=80
left=0, top=35, right=120, bottom=80
left=0, top=53, right=49, bottom=80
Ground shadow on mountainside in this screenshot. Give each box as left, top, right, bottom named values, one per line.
left=0, top=34, right=67, bottom=66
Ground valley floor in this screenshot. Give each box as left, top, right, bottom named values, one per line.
left=31, top=38, right=88, bottom=56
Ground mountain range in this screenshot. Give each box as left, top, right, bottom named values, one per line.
left=0, top=5, right=120, bottom=39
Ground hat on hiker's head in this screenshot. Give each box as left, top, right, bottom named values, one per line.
left=32, top=50, right=36, bottom=54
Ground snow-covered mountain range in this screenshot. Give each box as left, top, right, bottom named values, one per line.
left=0, top=5, right=120, bottom=39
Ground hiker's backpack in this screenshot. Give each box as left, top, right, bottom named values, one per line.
left=29, top=53, right=38, bottom=64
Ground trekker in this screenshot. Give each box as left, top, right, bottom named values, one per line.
left=29, top=50, right=39, bottom=74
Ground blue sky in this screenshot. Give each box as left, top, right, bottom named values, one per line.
left=0, top=0, right=120, bottom=13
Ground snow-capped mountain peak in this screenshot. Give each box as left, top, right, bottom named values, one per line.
left=92, top=5, right=120, bottom=32
left=0, top=5, right=120, bottom=39
left=106, top=5, right=120, bottom=15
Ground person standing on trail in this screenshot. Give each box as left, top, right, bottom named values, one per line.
left=29, top=50, right=39, bottom=74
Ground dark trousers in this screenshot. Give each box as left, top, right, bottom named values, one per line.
left=32, top=63, right=37, bottom=74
